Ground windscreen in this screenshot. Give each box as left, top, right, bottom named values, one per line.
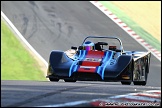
left=82, top=36, right=122, bottom=51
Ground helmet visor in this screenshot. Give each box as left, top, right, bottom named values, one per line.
left=85, top=46, right=93, bottom=51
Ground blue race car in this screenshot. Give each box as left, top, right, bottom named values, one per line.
left=46, top=36, right=151, bottom=85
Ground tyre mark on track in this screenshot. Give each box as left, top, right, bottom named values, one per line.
left=55, top=22, right=62, bottom=42
left=6, top=85, right=90, bottom=107
left=67, top=25, right=73, bottom=37
left=21, top=14, right=29, bottom=35
left=28, top=1, right=39, bottom=9
left=28, top=15, right=37, bottom=40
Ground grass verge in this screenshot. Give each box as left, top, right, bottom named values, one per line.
left=99, top=1, right=161, bottom=52
left=1, top=20, right=46, bottom=81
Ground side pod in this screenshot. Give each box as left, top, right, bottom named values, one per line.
left=49, top=51, right=72, bottom=67
left=104, top=55, right=133, bottom=79
left=48, top=50, right=73, bottom=76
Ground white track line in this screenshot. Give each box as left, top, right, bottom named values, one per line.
left=90, top=1, right=161, bottom=62
left=38, top=100, right=89, bottom=107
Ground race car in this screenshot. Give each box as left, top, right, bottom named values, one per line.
left=46, top=36, right=151, bottom=85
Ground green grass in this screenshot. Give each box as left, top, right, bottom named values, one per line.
left=1, top=20, right=46, bottom=81
left=99, top=1, right=161, bottom=52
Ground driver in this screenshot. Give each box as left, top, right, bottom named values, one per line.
left=83, top=41, right=95, bottom=51
left=95, top=43, right=102, bottom=51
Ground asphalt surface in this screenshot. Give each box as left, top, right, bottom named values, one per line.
left=1, top=1, right=161, bottom=107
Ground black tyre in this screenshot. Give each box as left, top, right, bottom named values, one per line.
left=121, top=81, right=131, bottom=85
left=64, top=79, right=76, bottom=82
left=133, top=73, right=148, bottom=86
left=49, top=78, right=59, bottom=82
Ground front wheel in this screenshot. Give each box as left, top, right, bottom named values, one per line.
left=64, top=79, right=76, bottom=82
left=121, top=81, right=131, bottom=85
left=49, top=78, right=59, bottom=82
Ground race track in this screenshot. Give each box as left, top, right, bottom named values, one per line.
left=1, top=1, right=161, bottom=107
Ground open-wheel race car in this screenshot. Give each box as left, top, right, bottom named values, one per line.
left=46, top=36, right=151, bottom=85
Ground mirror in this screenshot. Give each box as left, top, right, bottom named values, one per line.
left=71, top=46, right=77, bottom=50
left=78, top=46, right=84, bottom=50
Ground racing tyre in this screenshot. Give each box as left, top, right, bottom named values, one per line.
left=64, top=79, right=76, bottom=82
left=133, top=73, right=148, bottom=86
left=121, top=81, right=131, bottom=85
left=49, top=78, right=59, bottom=82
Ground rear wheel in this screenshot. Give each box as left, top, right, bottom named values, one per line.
left=49, top=78, right=59, bottom=82
left=133, top=76, right=147, bottom=86
left=133, top=70, right=148, bottom=86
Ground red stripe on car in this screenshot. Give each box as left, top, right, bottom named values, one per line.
left=86, top=51, right=104, bottom=58
left=81, top=61, right=100, bottom=66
